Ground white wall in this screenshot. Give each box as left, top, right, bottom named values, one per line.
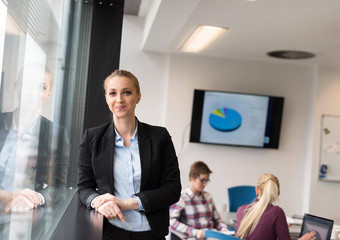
left=120, top=14, right=340, bottom=222
left=120, top=15, right=169, bottom=126
left=165, top=54, right=316, bottom=216
left=308, top=66, right=340, bottom=220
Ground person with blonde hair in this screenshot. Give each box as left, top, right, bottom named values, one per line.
left=235, top=173, right=316, bottom=240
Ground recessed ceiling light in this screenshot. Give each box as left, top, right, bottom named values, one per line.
left=180, top=25, right=227, bottom=53
left=267, top=50, right=315, bottom=59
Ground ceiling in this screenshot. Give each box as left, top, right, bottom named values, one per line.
left=134, top=0, right=340, bottom=68
left=124, top=0, right=141, bottom=15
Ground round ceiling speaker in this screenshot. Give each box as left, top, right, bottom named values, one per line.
left=267, top=50, right=315, bottom=59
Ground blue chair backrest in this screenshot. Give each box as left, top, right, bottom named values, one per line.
left=205, top=230, right=242, bottom=240
left=228, top=185, right=257, bottom=212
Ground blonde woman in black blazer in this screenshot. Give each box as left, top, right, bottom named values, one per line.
left=77, top=70, right=181, bottom=240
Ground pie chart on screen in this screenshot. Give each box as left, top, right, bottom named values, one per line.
left=209, top=108, right=242, bottom=131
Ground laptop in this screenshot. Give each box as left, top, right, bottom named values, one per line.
left=299, top=214, right=334, bottom=240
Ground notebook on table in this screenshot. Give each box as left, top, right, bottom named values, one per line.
left=299, top=214, right=334, bottom=240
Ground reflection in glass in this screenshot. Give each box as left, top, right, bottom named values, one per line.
left=0, top=0, right=83, bottom=239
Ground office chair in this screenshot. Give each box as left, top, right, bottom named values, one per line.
left=227, top=185, right=256, bottom=212
left=205, top=230, right=241, bottom=240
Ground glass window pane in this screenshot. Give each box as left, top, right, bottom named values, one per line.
left=0, top=0, right=87, bottom=239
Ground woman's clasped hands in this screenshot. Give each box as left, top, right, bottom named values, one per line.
left=1, top=188, right=42, bottom=214
left=92, top=193, right=125, bottom=221
left=92, top=193, right=138, bottom=221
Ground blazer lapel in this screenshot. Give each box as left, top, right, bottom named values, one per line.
left=138, top=121, right=151, bottom=190
left=102, top=122, right=115, bottom=193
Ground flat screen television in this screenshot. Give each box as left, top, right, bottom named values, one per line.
left=189, top=89, right=284, bottom=149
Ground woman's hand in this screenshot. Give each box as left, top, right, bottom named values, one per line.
left=195, top=229, right=205, bottom=239
left=13, top=188, right=42, bottom=207
left=92, top=193, right=139, bottom=221
left=299, top=231, right=316, bottom=240
left=2, top=189, right=42, bottom=214
left=92, top=193, right=116, bottom=210
left=92, top=193, right=139, bottom=210
left=97, top=200, right=125, bottom=221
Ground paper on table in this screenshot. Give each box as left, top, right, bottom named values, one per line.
left=287, top=216, right=303, bottom=225
left=218, top=230, right=236, bottom=236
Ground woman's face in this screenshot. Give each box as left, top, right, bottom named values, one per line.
left=105, top=76, right=141, bottom=120
left=16, top=69, right=52, bottom=113
left=190, top=173, right=210, bottom=195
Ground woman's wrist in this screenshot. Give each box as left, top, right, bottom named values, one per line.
left=128, top=198, right=139, bottom=210
left=117, top=198, right=138, bottom=210
left=0, top=190, right=12, bottom=202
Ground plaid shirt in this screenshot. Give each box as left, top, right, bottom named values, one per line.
left=170, top=187, right=228, bottom=239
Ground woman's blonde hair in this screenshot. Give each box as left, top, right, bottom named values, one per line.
left=236, top=173, right=280, bottom=239
left=103, top=69, right=140, bottom=95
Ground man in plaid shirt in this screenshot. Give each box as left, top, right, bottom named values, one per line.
left=170, top=161, right=229, bottom=239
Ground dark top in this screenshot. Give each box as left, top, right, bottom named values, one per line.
left=77, top=119, right=181, bottom=237
left=0, top=111, right=70, bottom=205
left=235, top=203, right=291, bottom=240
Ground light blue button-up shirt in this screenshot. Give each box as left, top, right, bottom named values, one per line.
left=0, top=114, right=40, bottom=191
left=109, top=125, right=151, bottom=231
left=0, top=113, right=45, bottom=205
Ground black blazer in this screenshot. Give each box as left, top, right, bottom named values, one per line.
left=0, top=112, right=70, bottom=205
left=77, top=120, right=181, bottom=237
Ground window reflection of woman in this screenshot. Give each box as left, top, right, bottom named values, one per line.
left=14, top=68, right=53, bottom=137
left=0, top=68, right=70, bottom=213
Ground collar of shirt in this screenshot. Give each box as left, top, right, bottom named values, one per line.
left=114, top=123, right=138, bottom=145
left=185, top=186, right=204, bottom=200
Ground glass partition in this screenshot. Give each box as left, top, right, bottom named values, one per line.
left=0, top=0, right=89, bottom=238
